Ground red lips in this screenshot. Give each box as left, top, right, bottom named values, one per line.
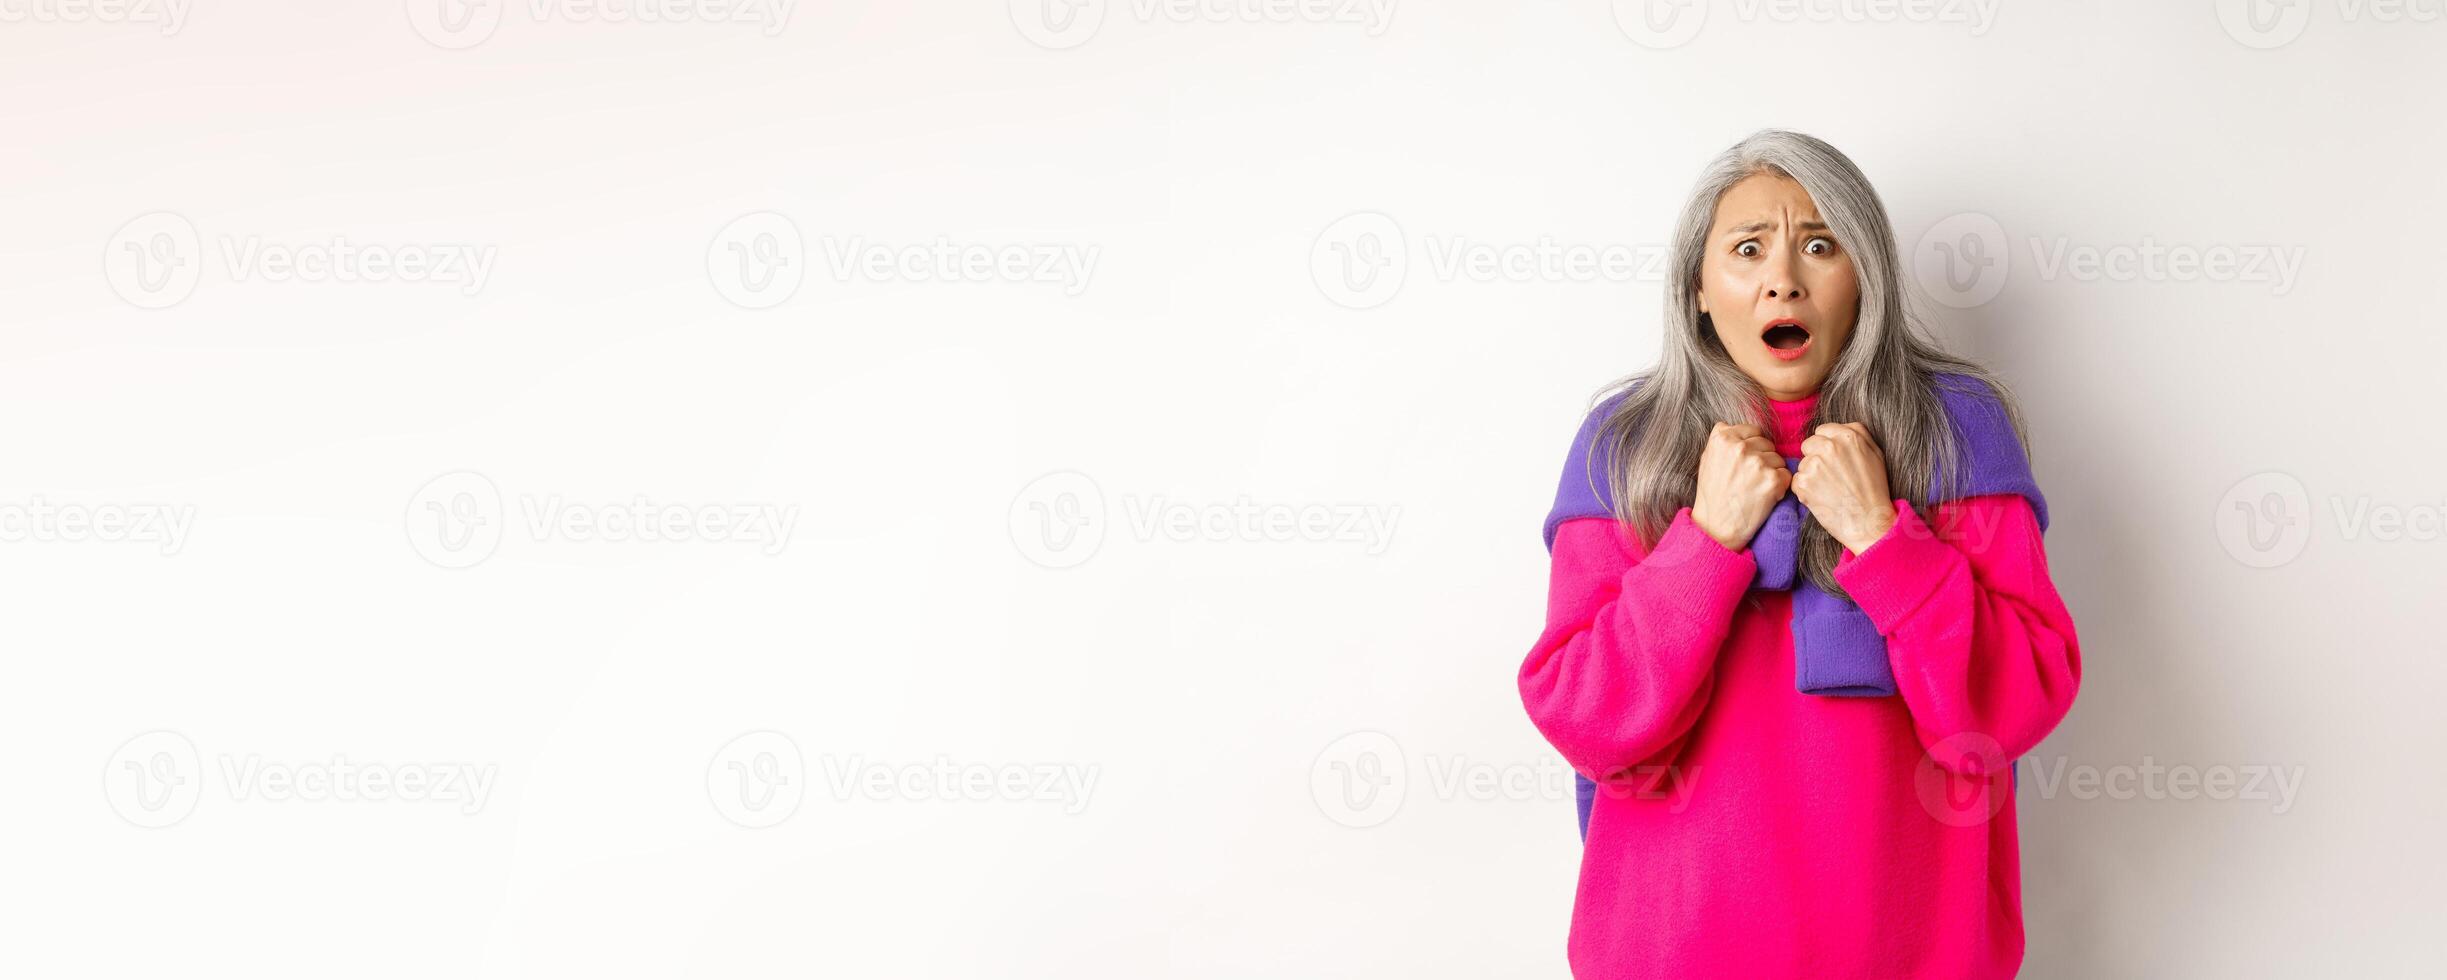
left=1761, top=318, right=1811, bottom=361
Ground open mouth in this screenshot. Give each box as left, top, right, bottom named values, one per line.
left=1761, top=319, right=1811, bottom=360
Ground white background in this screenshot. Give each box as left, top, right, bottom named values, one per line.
left=5, top=2, right=2443, bottom=977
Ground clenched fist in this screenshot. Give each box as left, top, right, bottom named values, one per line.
left=1690, top=421, right=1792, bottom=552
left=1793, top=421, right=1897, bottom=554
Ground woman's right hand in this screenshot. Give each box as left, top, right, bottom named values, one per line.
left=1689, top=422, right=1792, bottom=552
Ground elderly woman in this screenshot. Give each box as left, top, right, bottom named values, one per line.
left=1518, top=130, right=2082, bottom=979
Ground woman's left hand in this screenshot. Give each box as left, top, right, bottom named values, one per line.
left=1793, top=421, right=1898, bottom=554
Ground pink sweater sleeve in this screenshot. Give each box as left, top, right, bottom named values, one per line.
left=1517, top=506, right=1758, bottom=782
left=1833, top=494, right=2083, bottom=776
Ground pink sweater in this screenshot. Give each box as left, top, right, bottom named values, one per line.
left=1518, top=390, right=2082, bottom=979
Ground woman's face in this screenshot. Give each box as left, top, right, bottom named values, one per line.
left=1696, top=172, right=1861, bottom=401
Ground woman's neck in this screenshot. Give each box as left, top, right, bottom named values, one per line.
left=1766, top=389, right=1819, bottom=457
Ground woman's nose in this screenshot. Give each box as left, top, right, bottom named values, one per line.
left=1765, top=258, right=1804, bottom=299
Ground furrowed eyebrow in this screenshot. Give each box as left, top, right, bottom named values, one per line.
left=1720, top=219, right=1832, bottom=238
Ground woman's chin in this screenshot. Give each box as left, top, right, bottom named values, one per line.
left=1742, top=358, right=1825, bottom=390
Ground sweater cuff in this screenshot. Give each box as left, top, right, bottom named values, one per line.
left=1831, top=499, right=1963, bottom=633
left=1636, top=505, right=1759, bottom=598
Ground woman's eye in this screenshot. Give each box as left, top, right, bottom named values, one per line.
left=1806, top=237, right=1837, bottom=255
left=1735, top=241, right=1760, bottom=257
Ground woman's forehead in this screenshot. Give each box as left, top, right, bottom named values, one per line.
left=1713, top=175, right=1824, bottom=234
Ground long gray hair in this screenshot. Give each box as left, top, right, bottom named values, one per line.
left=1591, top=129, right=2034, bottom=598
